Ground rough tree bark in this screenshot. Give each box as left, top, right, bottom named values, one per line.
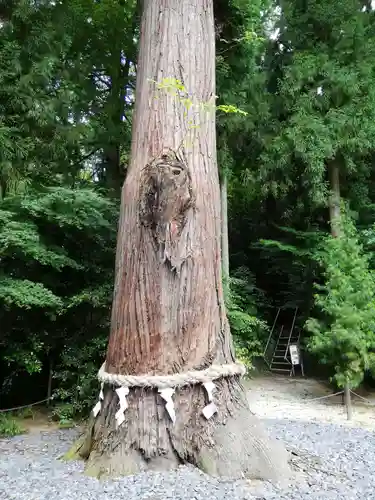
left=76, top=0, right=291, bottom=481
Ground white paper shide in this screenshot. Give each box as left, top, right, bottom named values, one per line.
left=202, top=381, right=218, bottom=419
left=115, top=386, right=130, bottom=428
left=92, top=382, right=104, bottom=417
left=159, top=387, right=176, bottom=424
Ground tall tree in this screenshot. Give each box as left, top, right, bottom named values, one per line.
left=215, top=0, right=272, bottom=281
left=260, top=0, right=375, bottom=403
left=60, top=0, right=140, bottom=194
left=75, top=0, right=290, bottom=481
left=261, top=0, right=375, bottom=209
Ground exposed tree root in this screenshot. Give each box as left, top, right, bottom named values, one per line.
left=62, top=420, right=94, bottom=462
left=75, top=380, right=291, bottom=483
left=62, top=436, right=86, bottom=462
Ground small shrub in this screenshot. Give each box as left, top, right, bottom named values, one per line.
left=53, top=334, right=107, bottom=418
left=15, top=407, right=35, bottom=420
left=234, top=344, right=254, bottom=376
left=51, top=403, right=74, bottom=427
left=0, top=414, right=25, bottom=437
left=226, top=267, right=268, bottom=363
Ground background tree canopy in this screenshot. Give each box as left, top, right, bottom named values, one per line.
left=2, top=0, right=375, bottom=419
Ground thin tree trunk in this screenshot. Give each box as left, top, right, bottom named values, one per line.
left=0, top=176, right=7, bottom=200
left=328, top=160, right=352, bottom=420
left=103, top=145, right=121, bottom=193
left=78, top=0, right=290, bottom=481
left=220, top=172, right=230, bottom=284
left=103, top=56, right=130, bottom=195
left=344, top=383, right=352, bottom=421
left=47, top=358, right=53, bottom=406
left=328, top=160, right=341, bottom=238
left=103, top=0, right=139, bottom=195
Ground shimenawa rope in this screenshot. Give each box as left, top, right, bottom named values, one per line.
left=98, top=361, right=246, bottom=389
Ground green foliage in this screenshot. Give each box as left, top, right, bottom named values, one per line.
left=0, top=186, right=117, bottom=383
left=234, top=346, right=254, bottom=374
left=222, top=1, right=375, bottom=388
left=3, top=0, right=375, bottom=408
left=51, top=404, right=75, bottom=428
left=0, top=414, right=25, bottom=438
left=0, top=0, right=87, bottom=193
left=0, top=278, right=62, bottom=310
left=216, top=104, right=248, bottom=116
left=257, top=225, right=323, bottom=312
left=53, top=335, right=107, bottom=417
left=0, top=0, right=131, bottom=409
left=15, top=407, right=35, bottom=420
left=151, top=76, right=248, bottom=138
left=306, top=209, right=375, bottom=388
left=226, top=268, right=268, bottom=363
left=259, top=1, right=375, bottom=203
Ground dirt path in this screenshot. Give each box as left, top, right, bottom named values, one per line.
left=7, top=375, right=375, bottom=433
left=12, top=414, right=61, bottom=433
left=245, top=375, right=375, bottom=429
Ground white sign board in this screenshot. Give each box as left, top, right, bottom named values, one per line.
left=289, top=344, right=300, bottom=365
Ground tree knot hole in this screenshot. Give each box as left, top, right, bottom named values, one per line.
left=139, top=149, right=193, bottom=244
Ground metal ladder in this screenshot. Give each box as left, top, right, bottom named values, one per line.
left=268, top=308, right=301, bottom=375
left=270, top=326, right=301, bottom=375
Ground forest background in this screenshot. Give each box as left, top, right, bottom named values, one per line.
left=2, top=0, right=375, bottom=426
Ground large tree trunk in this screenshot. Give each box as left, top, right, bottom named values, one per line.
left=78, top=0, right=290, bottom=481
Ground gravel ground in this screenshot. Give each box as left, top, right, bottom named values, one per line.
left=246, top=376, right=375, bottom=429
left=0, top=418, right=373, bottom=500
